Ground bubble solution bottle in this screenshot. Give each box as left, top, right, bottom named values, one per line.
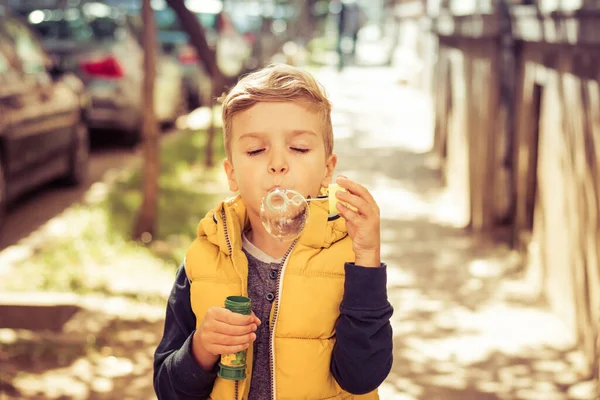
left=218, top=296, right=252, bottom=380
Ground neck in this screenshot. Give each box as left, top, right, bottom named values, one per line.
left=246, top=214, right=295, bottom=259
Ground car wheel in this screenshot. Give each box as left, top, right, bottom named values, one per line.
left=124, top=128, right=141, bottom=147
left=0, top=160, right=7, bottom=231
left=188, top=90, right=201, bottom=110
left=62, top=122, right=89, bottom=186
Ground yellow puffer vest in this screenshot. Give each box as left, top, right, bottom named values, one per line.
left=185, top=194, right=379, bottom=400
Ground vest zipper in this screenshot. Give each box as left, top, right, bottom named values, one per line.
left=221, top=208, right=233, bottom=255
left=221, top=207, right=298, bottom=399
left=221, top=208, right=240, bottom=400
left=269, top=239, right=298, bottom=400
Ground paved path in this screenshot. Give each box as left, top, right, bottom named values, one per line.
left=1, top=63, right=596, bottom=400
left=315, top=65, right=597, bottom=400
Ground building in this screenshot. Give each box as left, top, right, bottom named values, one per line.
left=416, top=0, right=600, bottom=380
left=509, top=0, right=600, bottom=379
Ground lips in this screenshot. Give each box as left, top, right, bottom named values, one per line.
left=266, top=185, right=284, bottom=193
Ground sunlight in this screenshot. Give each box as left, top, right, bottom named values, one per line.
left=91, top=377, right=113, bottom=393
left=183, top=106, right=223, bottom=130
left=0, top=328, right=17, bottom=345
left=0, top=244, right=32, bottom=274
left=378, top=382, right=420, bottom=400
left=3, top=41, right=598, bottom=399
left=97, top=356, right=134, bottom=379
left=468, top=258, right=507, bottom=278
left=14, top=371, right=89, bottom=399
left=373, top=184, right=433, bottom=219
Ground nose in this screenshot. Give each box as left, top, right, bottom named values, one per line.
left=268, top=150, right=288, bottom=174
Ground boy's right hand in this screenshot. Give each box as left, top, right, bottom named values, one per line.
left=192, top=307, right=261, bottom=371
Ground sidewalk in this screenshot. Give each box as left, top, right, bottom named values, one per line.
left=315, top=66, right=597, bottom=400
left=0, top=64, right=596, bottom=400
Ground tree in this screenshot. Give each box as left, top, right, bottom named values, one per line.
left=165, top=0, right=251, bottom=168
left=165, top=0, right=228, bottom=90
left=295, top=0, right=319, bottom=43
left=132, top=0, right=160, bottom=240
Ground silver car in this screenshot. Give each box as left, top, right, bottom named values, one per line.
left=27, top=3, right=187, bottom=144
left=0, top=15, right=89, bottom=229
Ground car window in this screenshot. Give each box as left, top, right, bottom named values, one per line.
left=0, top=19, right=47, bottom=74
left=0, top=31, right=29, bottom=94
left=155, top=8, right=217, bottom=32
left=0, top=31, right=20, bottom=71
left=29, top=15, right=125, bottom=42
left=32, top=18, right=91, bottom=41
left=230, top=13, right=262, bottom=34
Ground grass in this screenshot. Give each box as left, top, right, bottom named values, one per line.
left=0, top=127, right=229, bottom=301
left=105, top=127, right=228, bottom=262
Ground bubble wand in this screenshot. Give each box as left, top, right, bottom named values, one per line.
left=260, top=184, right=346, bottom=241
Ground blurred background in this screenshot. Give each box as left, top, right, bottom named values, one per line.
left=0, top=0, right=599, bottom=399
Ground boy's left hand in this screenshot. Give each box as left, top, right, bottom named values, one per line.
left=335, top=176, right=381, bottom=268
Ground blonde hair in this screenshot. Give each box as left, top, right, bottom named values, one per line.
left=219, top=64, right=333, bottom=160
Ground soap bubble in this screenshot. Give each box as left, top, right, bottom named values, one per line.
left=260, top=188, right=309, bottom=241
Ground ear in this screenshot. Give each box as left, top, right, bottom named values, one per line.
left=320, top=153, right=338, bottom=188
left=223, top=158, right=239, bottom=192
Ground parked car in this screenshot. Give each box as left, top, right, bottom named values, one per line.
left=153, top=1, right=254, bottom=109
left=0, top=15, right=89, bottom=229
left=23, top=3, right=187, bottom=144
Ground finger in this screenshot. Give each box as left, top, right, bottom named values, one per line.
left=211, top=319, right=258, bottom=336
left=251, top=312, right=262, bottom=326
left=211, top=308, right=256, bottom=326
left=206, top=331, right=257, bottom=347
left=336, top=177, right=378, bottom=209
left=335, top=190, right=372, bottom=217
left=336, top=201, right=362, bottom=223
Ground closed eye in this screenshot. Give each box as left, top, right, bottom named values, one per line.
left=291, top=147, right=310, bottom=153
left=247, top=149, right=265, bottom=156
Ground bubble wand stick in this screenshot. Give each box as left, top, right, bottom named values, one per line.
left=260, top=184, right=347, bottom=241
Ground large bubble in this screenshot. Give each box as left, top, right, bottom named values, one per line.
left=260, top=188, right=310, bottom=241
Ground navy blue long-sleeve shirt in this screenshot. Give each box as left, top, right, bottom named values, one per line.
left=153, top=262, right=393, bottom=399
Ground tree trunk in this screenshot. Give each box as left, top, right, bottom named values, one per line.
left=297, top=0, right=316, bottom=43
left=165, top=0, right=229, bottom=92
left=133, top=0, right=160, bottom=241
left=205, top=82, right=216, bottom=168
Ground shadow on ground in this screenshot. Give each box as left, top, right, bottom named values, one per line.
left=1, top=303, right=164, bottom=400
left=333, top=141, right=595, bottom=399
left=1, top=66, right=596, bottom=400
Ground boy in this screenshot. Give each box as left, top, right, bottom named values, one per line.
left=153, top=64, right=393, bottom=399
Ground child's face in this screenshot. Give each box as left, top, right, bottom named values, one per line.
left=224, top=101, right=337, bottom=218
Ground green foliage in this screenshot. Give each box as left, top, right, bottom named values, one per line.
left=2, top=128, right=229, bottom=299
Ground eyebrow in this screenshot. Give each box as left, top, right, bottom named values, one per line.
left=238, top=132, right=264, bottom=141
left=238, top=130, right=318, bottom=141
left=291, top=130, right=318, bottom=138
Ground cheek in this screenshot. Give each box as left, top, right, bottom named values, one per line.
left=294, top=159, right=328, bottom=181
left=234, top=162, right=262, bottom=188
left=235, top=166, right=254, bottom=183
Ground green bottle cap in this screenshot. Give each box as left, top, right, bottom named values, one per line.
left=218, top=363, right=247, bottom=380
left=224, top=296, right=252, bottom=315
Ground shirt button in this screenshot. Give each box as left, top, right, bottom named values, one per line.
left=265, top=292, right=275, bottom=302
left=269, top=270, right=278, bottom=280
